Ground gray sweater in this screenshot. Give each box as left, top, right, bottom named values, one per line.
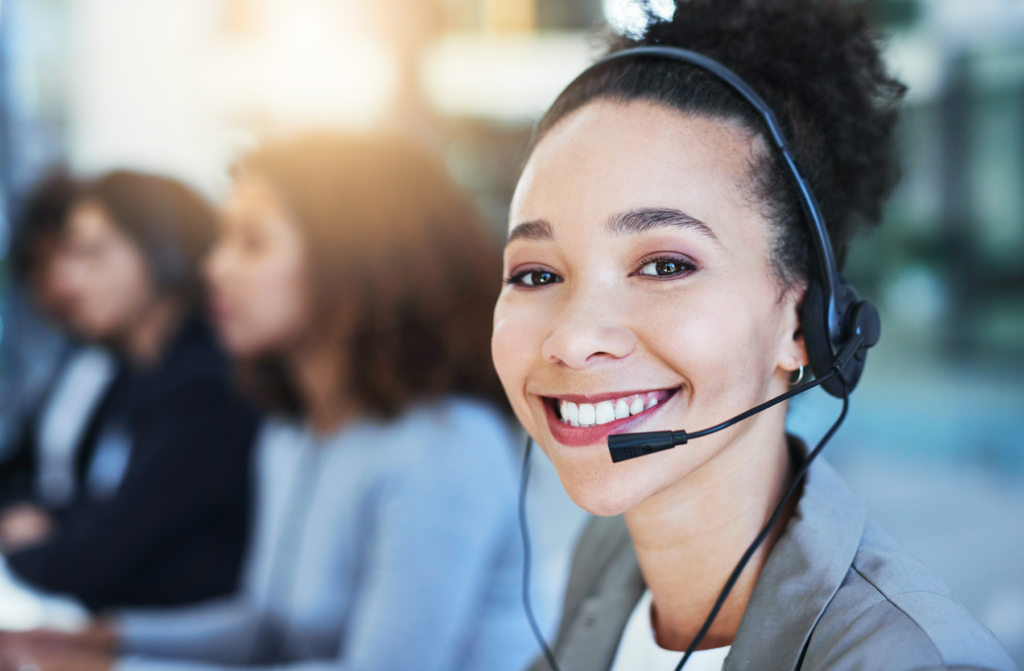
left=116, top=397, right=535, bottom=671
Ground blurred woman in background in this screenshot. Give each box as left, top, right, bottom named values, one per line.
left=2, top=171, right=257, bottom=611
left=0, top=169, right=119, bottom=524
left=0, top=133, right=535, bottom=671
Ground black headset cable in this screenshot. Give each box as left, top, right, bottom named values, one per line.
left=674, top=382, right=849, bottom=669
left=519, top=435, right=560, bottom=671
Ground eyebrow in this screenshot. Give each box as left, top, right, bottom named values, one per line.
left=608, top=208, right=720, bottom=244
left=505, top=208, right=719, bottom=246
left=506, top=219, right=553, bottom=246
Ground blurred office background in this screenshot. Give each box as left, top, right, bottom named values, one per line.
left=0, top=0, right=1021, bottom=664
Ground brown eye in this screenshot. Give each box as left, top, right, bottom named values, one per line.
left=640, top=260, right=681, bottom=276
left=637, top=257, right=693, bottom=277
left=508, top=269, right=563, bottom=287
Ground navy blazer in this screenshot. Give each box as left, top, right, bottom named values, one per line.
left=7, top=319, right=259, bottom=612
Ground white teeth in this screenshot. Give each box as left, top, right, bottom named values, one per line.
left=557, top=393, right=665, bottom=426
left=578, top=403, right=596, bottom=426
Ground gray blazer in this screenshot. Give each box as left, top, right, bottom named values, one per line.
left=531, top=455, right=1017, bottom=671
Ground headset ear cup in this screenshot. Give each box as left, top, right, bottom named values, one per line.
left=801, top=280, right=842, bottom=396
left=831, top=299, right=879, bottom=394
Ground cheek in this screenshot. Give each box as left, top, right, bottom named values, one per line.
left=36, top=264, right=68, bottom=313
left=492, top=296, right=544, bottom=427
left=223, top=255, right=310, bottom=356
left=649, top=278, right=778, bottom=415
left=659, top=294, right=743, bottom=388
left=75, top=253, right=153, bottom=335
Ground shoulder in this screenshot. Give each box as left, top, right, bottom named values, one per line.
left=378, top=396, right=518, bottom=471
left=400, top=396, right=514, bottom=443
left=566, top=515, right=632, bottom=587
left=142, top=323, right=258, bottom=423
left=805, top=520, right=1015, bottom=671
left=253, top=417, right=305, bottom=460
left=328, top=397, right=520, bottom=502
left=149, top=321, right=231, bottom=397
left=558, top=515, right=640, bottom=634
left=730, top=457, right=1014, bottom=671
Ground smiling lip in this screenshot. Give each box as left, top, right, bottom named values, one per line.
left=542, top=387, right=679, bottom=448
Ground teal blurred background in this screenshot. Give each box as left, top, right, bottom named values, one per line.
left=0, top=0, right=1021, bottom=663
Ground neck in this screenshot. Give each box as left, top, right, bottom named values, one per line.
left=623, top=406, right=796, bottom=652
left=122, top=299, right=184, bottom=367
left=286, top=339, right=355, bottom=435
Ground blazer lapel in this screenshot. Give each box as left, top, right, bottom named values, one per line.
left=726, top=457, right=866, bottom=671
left=548, top=516, right=645, bottom=671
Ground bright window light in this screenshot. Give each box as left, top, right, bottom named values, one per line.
left=602, top=0, right=675, bottom=37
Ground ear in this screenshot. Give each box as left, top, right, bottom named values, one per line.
left=777, top=282, right=809, bottom=374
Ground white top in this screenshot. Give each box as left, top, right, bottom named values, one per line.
left=609, top=590, right=730, bottom=671
left=36, top=347, right=117, bottom=506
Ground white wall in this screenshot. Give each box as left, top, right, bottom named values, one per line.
left=68, top=0, right=221, bottom=193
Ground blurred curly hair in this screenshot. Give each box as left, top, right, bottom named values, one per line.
left=534, top=0, right=907, bottom=286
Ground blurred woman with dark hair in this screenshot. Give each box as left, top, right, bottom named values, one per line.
left=1, top=171, right=258, bottom=611
left=0, top=169, right=120, bottom=517
left=0, top=134, right=534, bottom=671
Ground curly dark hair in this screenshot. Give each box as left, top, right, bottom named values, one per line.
left=533, top=0, right=906, bottom=285
left=236, top=133, right=508, bottom=419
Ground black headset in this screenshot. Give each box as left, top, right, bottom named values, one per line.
left=518, top=46, right=882, bottom=671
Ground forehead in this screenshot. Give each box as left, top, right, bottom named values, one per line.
left=510, top=99, right=762, bottom=237
left=68, top=199, right=115, bottom=239
left=226, top=174, right=280, bottom=211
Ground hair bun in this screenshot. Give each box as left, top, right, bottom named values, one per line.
left=620, top=0, right=907, bottom=268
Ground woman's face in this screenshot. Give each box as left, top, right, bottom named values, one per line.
left=27, top=233, right=73, bottom=324
left=54, top=200, right=157, bottom=342
left=493, top=100, right=807, bottom=516
left=206, top=176, right=311, bottom=358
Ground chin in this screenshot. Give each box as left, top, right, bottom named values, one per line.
left=546, top=443, right=665, bottom=517
left=220, top=333, right=260, bottom=358
left=210, top=320, right=251, bottom=355
left=72, top=320, right=108, bottom=343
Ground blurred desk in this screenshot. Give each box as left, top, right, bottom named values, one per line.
left=0, top=555, right=88, bottom=631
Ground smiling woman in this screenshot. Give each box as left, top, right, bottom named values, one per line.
left=492, top=1, right=1017, bottom=670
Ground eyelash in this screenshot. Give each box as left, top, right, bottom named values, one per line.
left=504, top=267, right=562, bottom=288
left=632, top=254, right=698, bottom=279
left=504, top=254, right=698, bottom=288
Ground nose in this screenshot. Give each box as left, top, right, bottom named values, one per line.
left=541, top=291, right=637, bottom=369
left=204, top=242, right=229, bottom=289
